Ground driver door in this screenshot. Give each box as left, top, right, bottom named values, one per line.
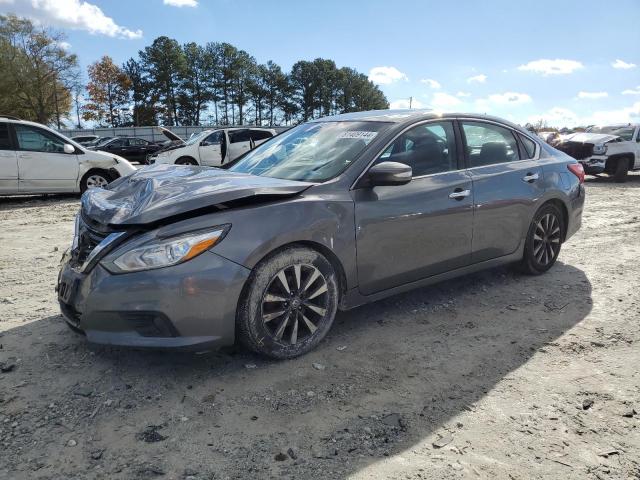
left=14, top=124, right=79, bottom=193
left=198, top=131, right=223, bottom=166
left=353, top=120, right=474, bottom=295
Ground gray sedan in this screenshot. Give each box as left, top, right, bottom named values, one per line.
left=58, top=110, right=585, bottom=358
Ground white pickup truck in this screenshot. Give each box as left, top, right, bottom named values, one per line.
left=555, top=124, right=640, bottom=182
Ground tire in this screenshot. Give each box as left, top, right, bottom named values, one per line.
left=519, top=203, right=564, bottom=275
left=612, top=157, right=629, bottom=183
left=175, top=157, right=198, bottom=166
left=80, top=170, right=112, bottom=194
left=236, top=246, right=339, bottom=359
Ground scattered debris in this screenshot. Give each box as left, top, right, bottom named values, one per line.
left=432, top=434, right=454, bottom=449
left=582, top=399, right=594, bottom=410
left=136, top=426, right=167, bottom=443
left=312, top=363, right=326, bottom=371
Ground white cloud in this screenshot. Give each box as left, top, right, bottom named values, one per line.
left=577, top=91, right=608, bottom=99
left=611, top=59, right=636, bottom=70
left=527, top=102, right=640, bottom=127
left=467, top=74, right=487, bottom=84
left=483, top=92, right=532, bottom=105
left=420, top=78, right=441, bottom=89
left=517, top=59, right=583, bottom=76
left=57, top=40, right=71, bottom=50
left=429, top=92, right=462, bottom=108
left=368, top=66, right=407, bottom=85
left=0, top=0, right=142, bottom=39
left=622, top=86, right=640, bottom=95
left=527, top=107, right=579, bottom=126
left=456, top=91, right=471, bottom=97
left=389, top=98, right=424, bottom=109
left=163, top=0, right=198, bottom=6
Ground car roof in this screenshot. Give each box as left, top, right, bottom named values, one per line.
left=309, top=109, right=526, bottom=130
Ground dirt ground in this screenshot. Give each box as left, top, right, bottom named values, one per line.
left=0, top=174, right=638, bottom=480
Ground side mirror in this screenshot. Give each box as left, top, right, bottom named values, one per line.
left=366, top=161, right=412, bottom=187
left=63, top=143, right=75, bottom=154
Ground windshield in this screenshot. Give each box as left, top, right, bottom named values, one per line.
left=228, top=121, right=389, bottom=182
left=185, top=130, right=212, bottom=146
left=588, top=125, right=635, bottom=141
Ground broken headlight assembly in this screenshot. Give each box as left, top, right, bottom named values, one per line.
left=592, top=143, right=607, bottom=155
left=103, top=226, right=230, bottom=273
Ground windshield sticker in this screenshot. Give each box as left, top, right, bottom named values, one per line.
left=338, top=131, right=378, bottom=140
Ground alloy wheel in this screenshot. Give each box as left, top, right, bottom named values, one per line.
left=86, top=175, right=109, bottom=189
left=260, top=264, right=329, bottom=345
left=533, top=213, right=561, bottom=266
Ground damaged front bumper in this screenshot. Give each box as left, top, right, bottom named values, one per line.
left=57, top=248, right=250, bottom=350
left=578, top=155, right=607, bottom=174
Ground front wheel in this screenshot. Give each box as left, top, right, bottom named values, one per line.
left=80, top=170, right=112, bottom=193
left=236, top=247, right=339, bottom=359
left=612, top=157, right=629, bottom=183
left=519, top=204, right=564, bottom=275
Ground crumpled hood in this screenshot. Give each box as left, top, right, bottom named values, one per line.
left=81, top=164, right=311, bottom=226
left=561, top=132, right=619, bottom=144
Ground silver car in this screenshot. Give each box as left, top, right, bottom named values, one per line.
left=58, top=110, right=585, bottom=358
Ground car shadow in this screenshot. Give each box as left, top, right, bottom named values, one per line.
left=585, top=171, right=640, bottom=188
left=1, top=261, right=592, bottom=478
left=0, top=194, right=79, bottom=212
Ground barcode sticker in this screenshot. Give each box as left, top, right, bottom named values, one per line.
left=337, top=131, right=378, bottom=140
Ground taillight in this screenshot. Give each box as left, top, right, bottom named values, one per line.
left=567, top=163, right=584, bottom=184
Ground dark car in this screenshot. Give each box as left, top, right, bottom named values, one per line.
left=70, top=134, right=100, bottom=146
left=58, top=110, right=585, bottom=358
left=89, top=136, right=163, bottom=164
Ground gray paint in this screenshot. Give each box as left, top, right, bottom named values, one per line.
left=58, top=111, right=585, bottom=350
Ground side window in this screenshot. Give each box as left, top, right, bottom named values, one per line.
left=204, top=131, right=222, bottom=145
left=377, top=121, right=457, bottom=177
left=461, top=121, right=519, bottom=167
left=229, top=130, right=251, bottom=143
left=249, top=130, right=273, bottom=141
left=109, top=139, right=124, bottom=148
left=14, top=124, right=67, bottom=153
left=0, top=123, right=12, bottom=150
left=518, top=133, right=537, bottom=158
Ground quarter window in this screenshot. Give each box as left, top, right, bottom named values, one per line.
left=0, top=123, right=12, bottom=150
left=249, top=130, right=273, bottom=141
left=377, top=121, right=457, bottom=177
left=14, top=124, right=68, bottom=153
left=518, top=133, right=537, bottom=158
left=461, top=121, right=519, bottom=167
left=229, top=130, right=251, bottom=143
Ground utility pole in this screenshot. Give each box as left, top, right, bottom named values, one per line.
left=409, top=96, right=413, bottom=109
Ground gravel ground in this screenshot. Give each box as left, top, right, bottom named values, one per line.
left=0, top=174, right=638, bottom=480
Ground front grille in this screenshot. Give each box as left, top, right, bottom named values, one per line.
left=556, top=141, right=594, bottom=160
left=71, top=217, right=109, bottom=266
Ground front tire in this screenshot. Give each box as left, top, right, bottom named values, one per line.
left=612, top=157, right=629, bottom=183
left=175, top=156, right=198, bottom=166
left=519, top=204, right=564, bottom=275
left=80, top=170, right=112, bottom=193
left=236, top=246, right=339, bottom=359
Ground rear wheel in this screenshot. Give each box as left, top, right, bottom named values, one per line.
left=519, top=204, right=564, bottom=275
left=175, top=156, right=198, bottom=166
left=236, top=247, right=339, bottom=359
left=612, top=157, right=629, bottom=183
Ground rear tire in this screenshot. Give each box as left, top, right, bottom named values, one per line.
left=236, top=246, right=339, bottom=359
left=612, top=157, right=629, bottom=183
left=519, top=203, right=564, bottom=275
left=175, top=156, right=198, bottom=166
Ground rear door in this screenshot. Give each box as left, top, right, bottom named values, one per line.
left=460, top=120, right=544, bottom=263
left=227, top=129, right=252, bottom=161
left=14, top=123, right=79, bottom=193
left=0, top=122, right=18, bottom=193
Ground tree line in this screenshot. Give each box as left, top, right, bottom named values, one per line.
left=0, top=14, right=389, bottom=129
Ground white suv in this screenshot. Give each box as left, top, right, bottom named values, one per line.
left=0, top=116, right=136, bottom=195
left=149, top=127, right=277, bottom=166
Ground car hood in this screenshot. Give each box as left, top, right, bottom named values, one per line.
left=159, top=127, right=185, bottom=144
left=561, top=132, right=619, bottom=144
left=81, top=164, right=311, bottom=226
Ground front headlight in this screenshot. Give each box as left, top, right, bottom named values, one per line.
left=593, top=143, right=607, bottom=155
left=109, top=226, right=228, bottom=273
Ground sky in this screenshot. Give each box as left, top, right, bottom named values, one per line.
left=1, top=0, right=639, bottom=127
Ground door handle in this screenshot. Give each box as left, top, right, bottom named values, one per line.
left=449, top=188, right=471, bottom=200
left=522, top=172, right=539, bottom=183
